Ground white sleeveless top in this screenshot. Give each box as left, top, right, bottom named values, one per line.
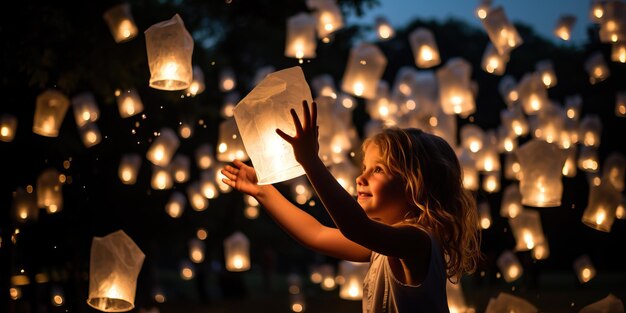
left=362, top=231, right=449, bottom=313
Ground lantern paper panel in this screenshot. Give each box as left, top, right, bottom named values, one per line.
left=0, top=114, right=17, bottom=142
left=508, top=209, right=546, bottom=251
left=233, top=66, right=312, bottom=185
left=516, top=140, right=566, bottom=207
left=562, top=146, right=578, bottom=178
left=573, top=255, right=596, bottom=284
left=481, top=6, right=523, bottom=56
left=103, top=3, right=138, bottom=43
left=170, top=154, right=190, bottom=183
left=87, top=230, right=145, bottom=312
left=79, top=122, right=102, bottom=148
left=437, top=58, right=476, bottom=116
left=585, top=52, right=610, bottom=84
left=481, top=43, right=508, bottom=75
left=535, top=60, right=557, bottom=88
left=224, top=231, right=250, bottom=272
left=603, top=152, right=626, bottom=191
left=165, top=191, right=186, bottom=218
left=482, top=171, right=501, bottom=193
left=313, top=0, right=343, bottom=39
left=599, top=1, right=626, bottom=43
left=187, top=182, right=208, bottom=211
left=341, top=43, right=387, bottom=99
left=579, top=114, right=602, bottom=148
left=517, top=73, right=549, bottom=115
left=119, top=154, right=141, bottom=185
left=498, top=75, right=519, bottom=108
left=459, top=148, right=479, bottom=191
left=409, top=27, right=441, bottom=68
left=12, top=188, right=39, bottom=223
left=151, top=165, right=173, bottom=190
left=338, top=261, right=368, bottom=300
left=582, top=179, right=621, bottom=232
left=217, top=118, right=249, bottom=162
left=33, top=89, right=70, bottom=137
left=496, top=250, right=523, bottom=282
left=37, top=168, right=63, bottom=214
left=579, top=294, right=625, bottom=313
left=285, top=13, right=317, bottom=59
left=147, top=128, right=179, bottom=166
left=145, top=14, right=194, bottom=90
left=116, top=89, right=143, bottom=118
left=186, top=65, right=205, bottom=96
left=72, top=92, right=100, bottom=127
left=616, top=91, right=626, bottom=117
left=485, top=292, right=538, bottom=313
left=219, top=68, right=237, bottom=92
left=554, top=15, right=576, bottom=41
left=375, top=16, right=395, bottom=40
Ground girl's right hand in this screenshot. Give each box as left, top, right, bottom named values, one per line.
left=221, top=159, right=261, bottom=197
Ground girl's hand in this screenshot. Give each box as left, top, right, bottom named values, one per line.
left=276, top=100, right=319, bottom=167
left=221, top=159, right=261, bottom=197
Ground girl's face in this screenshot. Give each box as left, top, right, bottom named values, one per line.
left=356, top=144, right=409, bottom=224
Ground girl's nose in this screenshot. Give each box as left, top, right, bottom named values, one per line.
left=356, top=172, right=366, bottom=186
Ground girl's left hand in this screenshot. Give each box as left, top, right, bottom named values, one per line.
left=276, top=100, right=319, bottom=167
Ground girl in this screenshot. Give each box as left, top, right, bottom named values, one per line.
left=221, top=100, right=481, bottom=313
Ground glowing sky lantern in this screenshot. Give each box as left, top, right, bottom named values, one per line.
left=504, top=152, right=522, bottom=181
left=409, top=27, right=441, bottom=68
left=530, top=101, right=566, bottom=146
left=311, top=74, right=337, bottom=99
left=446, top=280, right=469, bottom=313
left=375, top=16, right=395, bottom=40
left=501, top=184, right=523, bottom=218
left=482, top=171, right=501, bottom=193
left=582, top=179, right=621, bottom=232
left=188, top=238, right=205, bottom=264
left=290, top=293, right=306, bottom=313
left=285, top=13, right=317, bottom=60
left=498, top=75, right=519, bottom=108
left=509, top=209, right=546, bottom=252
left=516, top=140, right=566, bottom=207
left=603, top=153, right=626, bottom=192
left=187, top=182, right=208, bottom=211
left=233, top=66, right=312, bottom=184
left=79, top=122, right=102, bottom=148
left=341, top=43, right=387, bottom=99
left=200, top=170, right=218, bottom=199
left=458, top=148, right=478, bottom=191
left=475, top=130, right=500, bottom=172
left=145, top=14, right=194, bottom=90
left=573, top=255, right=596, bottom=283
left=185, top=66, right=205, bottom=97
left=217, top=118, right=249, bottom=163
left=0, top=114, right=17, bottom=142
left=599, top=1, right=626, bottom=43
left=195, top=144, right=215, bottom=170
left=219, top=68, right=237, bottom=92
left=535, top=60, right=557, bottom=88
left=554, top=15, right=576, bottom=41
left=585, top=51, right=610, bottom=84
left=315, top=96, right=354, bottom=165
left=485, top=292, right=538, bottom=313
left=481, top=43, right=508, bottom=75
left=532, top=241, right=550, bottom=260
left=338, top=260, right=368, bottom=300
left=578, top=146, right=599, bottom=173
left=365, top=81, right=398, bottom=124
left=146, top=128, right=179, bottom=166
left=564, top=94, right=582, bottom=121
left=517, top=72, right=548, bottom=115
left=37, top=168, right=63, bottom=214
left=115, top=89, right=143, bottom=118
left=475, top=0, right=491, bottom=20
left=71, top=92, right=100, bottom=127
left=437, top=58, right=475, bottom=116
left=617, top=91, right=626, bottom=117
left=579, top=114, right=602, bottom=148
left=103, top=3, right=138, bottom=43
left=589, top=0, right=605, bottom=24
left=579, top=294, right=625, bottom=312
left=33, top=89, right=70, bottom=137
left=165, top=191, right=186, bottom=218
left=224, top=231, right=250, bottom=272
left=501, top=105, right=529, bottom=138
left=562, top=147, right=577, bottom=178
left=612, top=41, right=626, bottom=63
left=460, top=124, right=484, bottom=154
left=312, top=0, right=343, bottom=40
left=478, top=201, right=492, bottom=229
left=87, top=230, right=145, bottom=312
left=118, top=154, right=141, bottom=185
left=170, top=154, right=190, bottom=184
left=496, top=250, right=523, bottom=282
left=481, top=6, right=523, bottom=56
left=11, top=187, right=38, bottom=223
left=151, top=165, right=173, bottom=190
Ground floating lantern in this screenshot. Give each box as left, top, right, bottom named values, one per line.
left=481, top=6, right=523, bottom=56
left=195, top=144, right=215, bottom=170
left=233, top=66, right=312, bottom=184
left=531, top=101, right=565, bottom=145
left=316, top=264, right=336, bottom=290
left=119, top=154, right=141, bottom=185
left=461, top=124, right=484, bottom=154
left=341, top=43, right=387, bottom=99
left=532, top=241, right=550, bottom=260
left=311, top=74, right=337, bottom=99
left=482, top=172, right=501, bottom=193
left=0, top=114, right=17, bottom=142
left=189, top=238, right=205, bottom=263
left=501, top=184, right=523, bottom=218
left=285, top=13, right=317, bottom=60
left=152, top=287, right=166, bottom=304
left=501, top=106, right=529, bottom=137
left=221, top=92, right=240, bottom=118
left=579, top=294, right=625, bottom=312
left=554, top=15, right=576, bottom=41
left=79, top=123, right=102, bottom=148
left=485, top=292, right=538, bottom=313
left=478, top=201, right=492, bottom=229
left=180, top=260, right=194, bottom=280
left=579, top=114, right=602, bottom=147
left=616, top=91, right=626, bottom=117
left=578, top=146, right=599, bottom=173
left=603, top=152, right=626, bottom=191
left=496, top=250, right=523, bottom=282
left=589, top=0, right=605, bottom=24
left=612, top=41, right=626, bottom=63
left=200, top=170, right=218, bottom=199
left=573, top=255, right=596, bottom=283
left=72, top=92, right=100, bottom=127
left=562, top=147, right=577, bottom=178
left=37, top=168, right=63, bottom=214
left=217, top=118, right=249, bottom=162
left=187, top=182, right=208, bottom=211
left=87, top=230, right=145, bottom=312
left=365, top=81, right=397, bottom=123
left=585, top=52, right=610, bottom=84
left=224, top=231, right=250, bottom=272
left=481, top=43, right=508, bottom=75
left=165, top=191, right=186, bottom=218
left=535, top=60, right=557, bottom=88
left=151, top=165, right=173, bottom=190
left=178, top=120, right=194, bottom=139
left=409, top=28, right=441, bottom=68
left=12, top=188, right=38, bottom=223
left=509, top=209, right=545, bottom=251
left=145, top=14, right=194, bottom=90
left=147, top=128, right=179, bottom=166
left=599, top=1, right=626, bottom=43
left=517, top=73, right=548, bottom=115
left=313, top=0, right=343, bottom=39
left=458, top=148, right=479, bottom=191
left=33, top=89, right=70, bottom=137
left=103, top=3, right=138, bottom=43
left=617, top=196, right=626, bottom=219
left=504, top=152, right=522, bottom=181
left=290, top=294, right=306, bottom=313
left=498, top=126, right=517, bottom=153
left=185, top=66, right=205, bottom=96
left=219, top=68, right=237, bottom=92
left=516, top=140, right=566, bottom=207
left=287, top=273, right=302, bottom=294
left=338, top=261, right=368, bottom=300
left=375, top=16, right=395, bottom=40
left=582, top=179, right=621, bottom=232
left=290, top=176, right=314, bottom=205
left=475, top=131, right=500, bottom=172
left=475, top=0, right=491, bottom=20
left=447, top=280, right=469, bottom=313
left=170, top=154, right=190, bottom=183
left=498, top=75, right=519, bottom=107
left=316, top=96, right=353, bottom=164
left=564, top=94, right=582, bottom=120
left=51, top=286, right=64, bottom=306
left=437, top=58, right=475, bottom=116
left=115, top=89, right=143, bottom=118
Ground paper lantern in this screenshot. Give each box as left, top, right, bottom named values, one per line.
left=365, top=81, right=397, bottom=122
left=509, top=209, right=545, bottom=251
left=458, top=148, right=479, bottom=191
left=517, top=73, right=548, bottom=115
left=616, top=91, right=626, bottom=117
left=481, top=6, right=523, bottom=55
left=554, top=15, right=576, bottom=41
left=119, top=154, right=141, bottom=185
left=147, top=128, right=179, bottom=166
left=290, top=176, right=314, bottom=205
left=316, top=96, right=353, bottom=165
left=485, top=292, right=538, bottom=313
left=589, top=0, right=605, bottom=23
left=311, top=74, right=337, bottom=99
left=180, top=260, right=194, bottom=280
left=185, top=66, right=205, bottom=96
left=446, top=280, right=469, bottom=313
left=409, top=27, right=441, bottom=68
left=145, top=14, right=194, bottom=90
left=585, top=52, right=610, bottom=84
left=562, top=147, right=577, bottom=178
left=0, top=114, right=17, bottom=142
left=72, top=92, right=100, bottom=127
left=195, top=144, right=215, bottom=170
left=603, top=152, right=626, bottom=191
left=535, top=60, right=557, bottom=88
left=516, top=140, right=566, bottom=207
left=12, top=187, right=38, bottom=223
left=115, top=89, right=143, bottom=118
left=219, top=68, right=237, bottom=92
left=79, top=123, right=102, bottom=148
left=375, top=16, right=395, bottom=40
left=287, top=273, right=302, bottom=294
left=498, top=75, right=519, bottom=107
left=501, top=184, right=523, bottom=218
left=37, top=168, right=63, bottom=214
left=103, top=3, right=138, bottom=43
left=51, top=285, right=64, bottom=306
left=290, top=293, right=306, bottom=313
left=217, top=118, right=249, bottom=162
left=501, top=106, right=529, bottom=137
left=10, top=286, right=22, bottom=300
left=461, top=124, right=484, bottom=154
left=338, top=261, right=367, bottom=300
left=599, top=1, right=626, bottom=43
left=188, top=238, right=205, bottom=264
left=437, top=58, right=475, bottom=116
left=170, top=155, right=190, bottom=183
left=224, top=231, right=250, bottom=272
left=573, top=255, right=596, bottom=283
left=313, top=0, right=343, bottom=39
left=87, top=230, right=145, bottom=312
left=285, top=13, right=316, bottom=59
left=612, top=41, right=626, bottom=63
left=151, top=165, right=172, bottom=190
left=578, top=146, right=599, bottom=173
left=531, top=101, right=566, bottom=145
left=233, top=66, right=312, bottom=184
left=496, top=250, right=523, bottom=282
left=582, top=179, right=621, bottom=232
left=482, top=43, right=508, bottom=75
left=178, top=121, right=194, bottom=139
left=579, top=294, right=625, bottom=313
left=532, top=241, right=550, bottom=260
left=504, top=152, right=522, bottom=181
left=33, top=89, right=70, bottom=137
left=200, top=170, right=218, bottom=199
left=564, top=94, right=583, bottom=120
left=187, top=182, right=208, bottom=211
left=475, top=0, right=491, bottom=20
left=165, top=191, right=186, bottom=218
left=579, top=114, right=602, bottom=147
left=482, top=172, right=500, bottom=193
left=617, top=196, right=626, bottom=219
left=498, top=126, right=517, bottom=153
left=220, top=92, right=240, bottom=118
left=341, top=43, right=387, bottom=99
left=475, top=131, right=500, bottom=172
left=478, top=201, right=492, bottom=229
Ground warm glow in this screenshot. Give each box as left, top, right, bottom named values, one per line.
left=594, top=7, right=604, bottom=19
left=292, top=303, right=304, bottom=312
left=86, top=131, right=98, bottom=143
left=541, top=73, right=553, bottom=87
left=486, top=57, right=500, bottom=73
left=567, top=108, right=576, bottom=119
left=342, top=97, right=354, bottom=109
left=155, top=172, right=168, bottom=189
left=477, top=8, right=488, bottom=19
left=508, top=265, right=520, bottom=279
left=53, top=295, right=64, bottom=306
left=10, top=287, right=20, bottom=300
left=556, top=27, right=570, bottom=41
left=19, top=210, right=28, bottom=220
left=1, top=126, right=9, bottom=137
left=530, top=94, right=541, bottom=111
left=507, top=204, right=521, bottom=218
left=310, top=272, right=322, bottom=284
left=522, top=229, right=535, bottom=249
left=593, top=66, right=603, bottom=78
left=154, top=293, right=166, bottom=303
left=232, top=255, right=244, bottom=269
left=481, top=218, right=491, bottom=229
left=353, top=82, right=364, bottom=96
left=504, top=138, right=514, bottom=152
left=582, top=159, right=598, bottom=171
left=118, top=19, right=133, bottom=39
left=153, top=146, right=165, bottom=162
left=188, top=82, right=200, bottom=95
left=595, top=208, right=606, bottom=225
left=244, top=206, right=260, bottom=219
left=322, top=277, right=336, bottom=290
left=222, top=79, right=235, bottom=91
left=420, top=45, right=434, bottom=61
left=429, top=116, right=438, bottom=127
left=82, top=111, right=91, bottom=121
left=197, top=229, right=208, bottom=240
left=191, top=249, right=204, bottom=263
left=122, top=97, right=136, bottom=115
left=192, top=194, right=206, bottom=210
left=581, top=268, right=592, bottom=282
left=121, top=168, right=132, bottom=182
left=469, top=141, right=481, bottom=153
left=378, top=24, right=392, bottom=39
left=167, top=203, right=181, bottom=218
left=161, top=61, right=179, bottom=80
left=584, top=132, right=596, bottom=146
left=181, top=267, right=193, bottom=279
left=105, top=284, right=123, bottom=299
left=218, top=142, right=228, bottom=153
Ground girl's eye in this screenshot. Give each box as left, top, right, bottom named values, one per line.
left=374, top=167, right=383, bottom=173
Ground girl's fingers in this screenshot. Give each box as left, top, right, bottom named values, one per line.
left=222, top=178, right=235, bottom=187
left=276, top=128, right=294, bottom=143
left=290, top=109, right=304, bottom=134
left=302, top=100, right=311, bottom=130
left=233, top=159, right=245, bottom=168
left=311, top=101, right=317, bottom=128
left=220, top=169, right=237, bottom=181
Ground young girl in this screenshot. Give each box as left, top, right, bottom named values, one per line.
left=221, top=100, right=481, bottom=313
